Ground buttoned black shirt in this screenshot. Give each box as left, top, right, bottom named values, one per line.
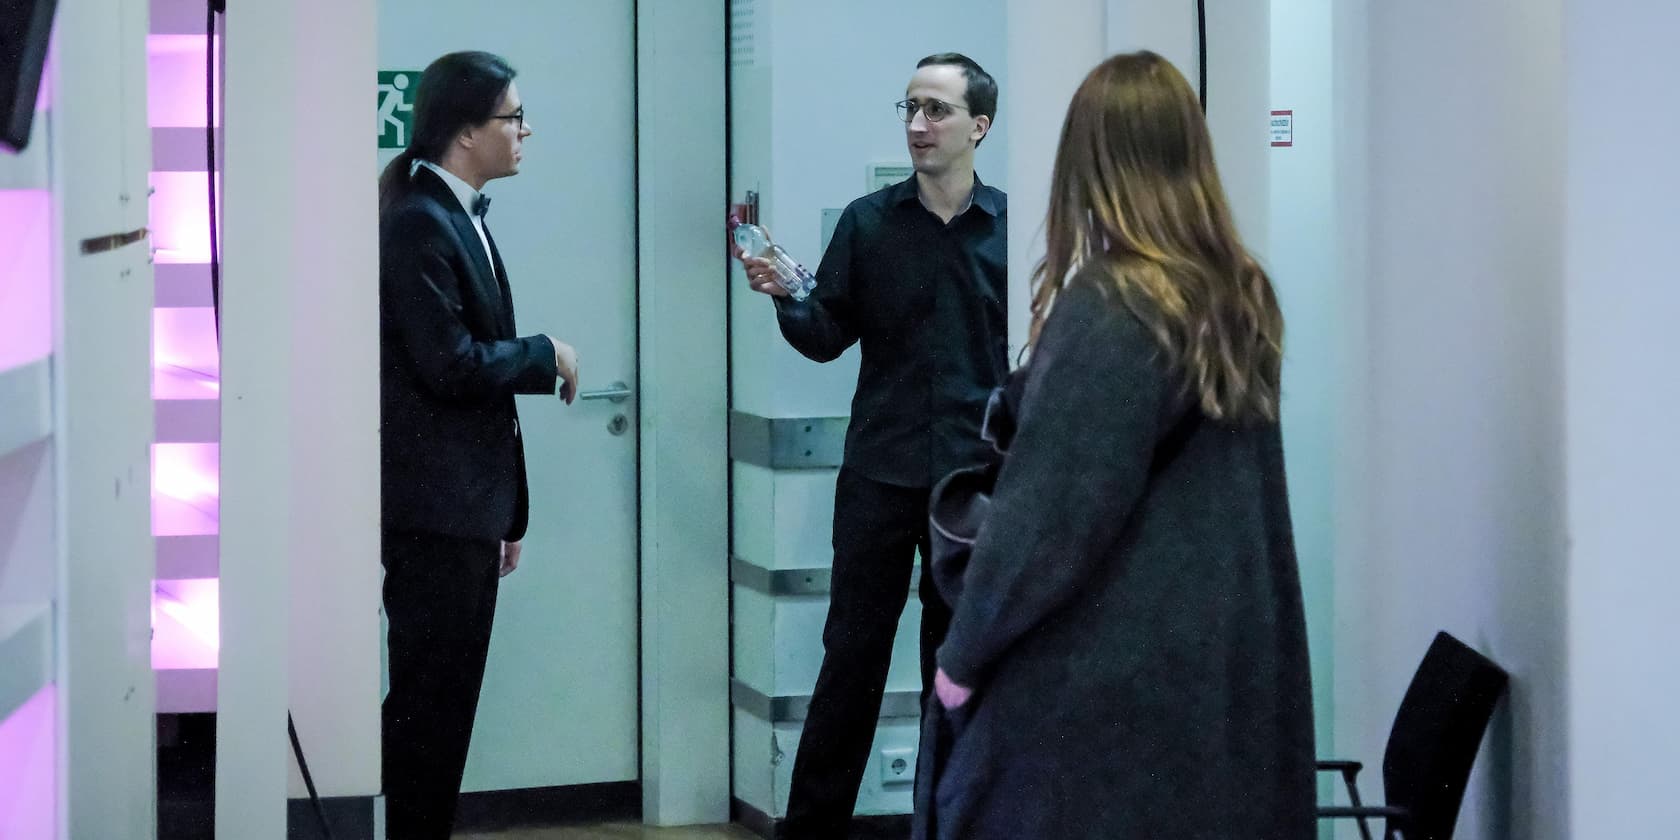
left=775, top=175, right=1008, bottom=488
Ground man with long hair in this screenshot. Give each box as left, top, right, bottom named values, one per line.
left=377, top=50, right=580, bottom=839
left=740, top=53, right=1007, bottom=838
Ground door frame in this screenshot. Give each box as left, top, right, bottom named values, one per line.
left=214, top=1, right=731, bottom=831
left=633, top=0, right=731, bottom=826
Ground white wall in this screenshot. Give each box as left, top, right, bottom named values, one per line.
left=1563, top=1, right=1680, bottom=835
left=1007, top=0, right=1272, bottom=357
left=1201, top=0, right=1271, bottom=252
left=1103, top=0, right=1270, bottom=252
left=220, top=0, right=381, bottom=833
left=636, top=0, right=731, bottom=824
left=49, top=0, right=160, bottom=836
left=1334, top=2, right=1569, bottom=837
left=1006, top=0, right=1104, bottom=354
left=280, top=0, right=383, bottom=805
left=0, top=58, right=61, bottom=840
left=1267, top=0, right=1338, bottom=790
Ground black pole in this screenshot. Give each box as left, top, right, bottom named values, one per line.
left=206, top=0, right=222, bottom=341
left=1197, top=0, right=1208, bottom=113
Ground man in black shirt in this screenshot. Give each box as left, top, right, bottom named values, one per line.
left=740, top=52, right=1007, bottom=839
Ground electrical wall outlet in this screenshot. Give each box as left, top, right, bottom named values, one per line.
left=880, top=745, right=916, bottom=786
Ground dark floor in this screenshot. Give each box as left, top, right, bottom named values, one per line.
left=157, top=713, right=216, bottom=840
left=154, top=714, right=905, bottom=840
left=455, top=825, right=757, bottom=840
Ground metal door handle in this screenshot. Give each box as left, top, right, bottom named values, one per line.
left=578, top=381, right=633, bottom=404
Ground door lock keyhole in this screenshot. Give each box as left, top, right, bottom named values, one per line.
left=608, top=414, right=629, bottom=436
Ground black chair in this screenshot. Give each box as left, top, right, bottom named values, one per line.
left=1317, top=631, right=1509, bottom=840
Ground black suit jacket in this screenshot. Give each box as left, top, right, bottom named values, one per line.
left=380, top=166, right=558, bottom=543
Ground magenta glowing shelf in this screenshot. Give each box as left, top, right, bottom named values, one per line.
left=153, top=307, right=219, bottom=383
left=0, top=685, right=56, bottom=839
left=152, top=126, right=223, bottom=173
left=0, top=121, right=49, bottom=190
left=153, top=364, right=220, bottom=402
left=152, top=0, right=224, bottom=36
left=146, top=34, right=220, bottom=129
left=0, top=190, right=52, bottom=374
left=154, top=262, right=214, bottom=308
left=0, top=359, right=52, bottom=463
left=152, top=578, right=219, bottom=670
left=152, top=442, right=219, bottom=538
left=152, top=308, right=220, bottom=445
left=153, top=492, right=219, bottom=539
left=157, top=535, right=219, bottom=581
left=152, top=577, right=219, bottom=713
left=148, top=172, right=219, bottom=260
left=155, top=399, right=220, bottom=446
left=0, top=603, right=52, bottom=723
left=156, top=668, right=217, bottom=715
left=0, top=603, right=53, bottom=836
left=150, top=2, right=223, bottom=716
left=153, top=248, right=211, bottom=266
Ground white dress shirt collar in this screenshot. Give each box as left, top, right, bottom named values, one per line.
left=414, top=159, right=487, bottom=218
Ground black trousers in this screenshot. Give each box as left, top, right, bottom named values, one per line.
left=783, top=468, right=954, bottom=839
left=381, top=530, right=502, bottom=840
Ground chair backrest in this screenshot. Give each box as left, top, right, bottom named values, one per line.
left=1381, top=631, right=1510, bottom=840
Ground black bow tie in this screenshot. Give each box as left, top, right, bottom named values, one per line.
left=472, top=194, right=491, bottom=218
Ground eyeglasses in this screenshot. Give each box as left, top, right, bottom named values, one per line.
left=491, top=107, right=526, bottom=130
left=895, top=98, right=969, bottom=124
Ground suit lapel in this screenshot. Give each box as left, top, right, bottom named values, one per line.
left=483, top=226, right=517, bottom=337
left=414, top=168, right=507, bottom=335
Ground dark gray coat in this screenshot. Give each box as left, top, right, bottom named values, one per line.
left=915, top=273, right=1316, bottom=840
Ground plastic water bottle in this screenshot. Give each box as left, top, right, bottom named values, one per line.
left=730, top=216, right=817, bottom=302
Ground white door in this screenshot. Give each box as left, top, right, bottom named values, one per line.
left=378, top=1, right=641, bottom=792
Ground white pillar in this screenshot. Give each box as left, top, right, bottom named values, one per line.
left=219, top=0, right=380, bottom=835
left=1268, top=0, right=1339, bottom=781
left=1004, top=0, right=1272, bottom=352
left=636, top=0, right=731, bottom=825
left=1564, top=0, right=1680, bottom=834
left=1004, top=0, right=1106, bottom=354
left=1201, top=0, right=1271, bottom=250
left=50, top=0, right=157, bottom=836
left=1335, top=2, right=1569, bottom=837
left=1107, top=0, right=1270, bottom=251
left=281, top=0, right=382, bottom=809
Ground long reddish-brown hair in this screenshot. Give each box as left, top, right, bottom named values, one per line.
left=1027, top=51, right=1284, bottom=423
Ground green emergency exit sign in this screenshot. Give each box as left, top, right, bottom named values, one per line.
left=378, top=70, right=420, bottom=149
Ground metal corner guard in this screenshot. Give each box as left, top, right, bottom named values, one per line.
left=729, top=411, right=848, bottom=469
left=731, top=679, right=922, bottom=724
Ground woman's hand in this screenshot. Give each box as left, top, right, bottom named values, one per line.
left=935, top=667, right=972, bottom=710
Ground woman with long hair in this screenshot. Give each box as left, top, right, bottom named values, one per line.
left=917, top=51, right=1315, bottom=839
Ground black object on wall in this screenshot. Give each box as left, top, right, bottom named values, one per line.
left=1197, top=0, right=1208, bottom=112
left=0, top=0, right=57, bottom=152
left=207, top=0, right=223, bottom=337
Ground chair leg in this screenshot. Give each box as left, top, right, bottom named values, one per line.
left=1339, top=767, right=1374, bottom=840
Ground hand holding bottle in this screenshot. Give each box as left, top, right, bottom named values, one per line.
left=730, top=215, right=817, bottom=301
left=740, top=254, right=789, bottom=298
